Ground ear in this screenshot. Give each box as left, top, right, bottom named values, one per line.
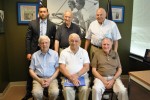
left=38, top=43, right=40, bottom=47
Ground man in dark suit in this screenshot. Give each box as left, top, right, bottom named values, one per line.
left=22, top=6, right=56, bottom=100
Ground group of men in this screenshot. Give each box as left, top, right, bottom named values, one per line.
left=22, top=5, right=128, bottom=100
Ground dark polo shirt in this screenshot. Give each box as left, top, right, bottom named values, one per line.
left=55, top=23, right=81, bottom=48
left=91, top=49, right=122, bottom=76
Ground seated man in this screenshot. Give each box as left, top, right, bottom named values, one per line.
left=91, top=37, right=128, bottom=100
left=59, top=33, right=91, bottom=100
left=29, top=35, right=59, bottom=100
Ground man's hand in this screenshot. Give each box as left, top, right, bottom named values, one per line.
left=71, top=74, right=79, bottom=80
left=102, top=79, right=109, bottom=88
left=42, top=78, right=53, bottom=88
left=69, top=74, right=80, bottom=86
left=106, top=79, right=115, bottom=89
left=39, top=78, right=47, bottom=88
left=27, top=54, right=32, bottom=60
left=71, top=78, right=80, bottom=87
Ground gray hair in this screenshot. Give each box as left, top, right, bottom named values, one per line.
left=101, top=37, right=113, bottom=45
left=69, top=33, right=81, bottom=41
left=64, top=10, right=73, bottom=17
left=38, top=35, right=50, bottom=43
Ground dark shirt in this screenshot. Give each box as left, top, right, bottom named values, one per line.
left=55, top=23, right=81, bottom=48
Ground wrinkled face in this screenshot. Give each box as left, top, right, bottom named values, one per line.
left=96, top=8, right=106, bottom=24
left=38, top=8, right=49, bottom=20
left=39, top=39, right=50, bottom=52
left=101, top=38, right=112, bottom=54
left=69, top=36, right=80, bottom=50
left=64, top=11, right=73, bottom=25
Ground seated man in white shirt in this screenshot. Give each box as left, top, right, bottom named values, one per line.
left=59, top=33, right=91, bottom=100
left=29, top=35, right=59, bottom=100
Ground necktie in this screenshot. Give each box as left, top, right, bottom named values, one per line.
left=40, top=21, right=44, bottom=35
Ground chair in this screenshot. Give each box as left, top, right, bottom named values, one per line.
left=102, top=88, right=117, bottom=100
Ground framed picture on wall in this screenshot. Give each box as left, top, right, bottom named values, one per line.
left=0, top=10, right=4, bottom=33
left=112, top=6, right=125, bottom=23
left=17, top=2, right=39, bottom=24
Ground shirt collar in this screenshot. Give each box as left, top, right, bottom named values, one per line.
left=97, top=19, right=107, bottom=26
left=102, top=49, right=113, bottom=56
left=66, top=46, right=81, bottom=53
left=39, top=49, right=51, bottom=55
left=40, top=19, right=47, bottom=24
left=63, top=22, right=73, bottom=29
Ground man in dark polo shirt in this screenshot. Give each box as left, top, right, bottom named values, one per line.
left=55, top=10, right=81, bottom=53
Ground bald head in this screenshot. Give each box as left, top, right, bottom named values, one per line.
left=64, top=10, right=73, bottom=26
left=96, top=8, right=107, bottom=24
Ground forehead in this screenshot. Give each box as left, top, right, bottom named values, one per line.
left=97, top=9, right=105, bottom=14
left=39, top=8, right=48, bottom=12
left=40, top=39, right=49, bottom=43
left=64, top=11, right=72, bottom=16
left=102, top=39, right=112, bottom=44
left=69, top=36, right=80, bottom=41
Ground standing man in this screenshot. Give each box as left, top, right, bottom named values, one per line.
left=91, top=38, right=128, bottom=100
left=85, top=8, right=121, bottom=59
left=54, top=10, right=81, bottom=53
left=59, top=33, right=91, bottom=100
left=23, top=6, right=56, bottom=100
left=29, top=36, right=59, bottom=100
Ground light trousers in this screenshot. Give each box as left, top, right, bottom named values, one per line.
left=32, top=79, right=59, bottom=100
left=92, top=77, right=128, bottom=100
left=90, top=45, right=101, bottom=60
left=61, top=73, right=91, bottom=100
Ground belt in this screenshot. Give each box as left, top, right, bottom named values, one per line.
left=92, top=44, right=102, bottom=49
left=37, top=75, right=50, bottom=78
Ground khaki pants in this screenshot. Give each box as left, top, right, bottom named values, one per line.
left=61, top=74, right=91, bottom=100
left=90, top=45, right=101, bottom=61
left=32, top=79, right=59, bottom=100
left=92, top=77, right=128, bottom=100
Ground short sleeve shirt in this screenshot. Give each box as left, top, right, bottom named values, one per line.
left=59, top=46, right=90, bottom=75
left=29, top=49, right=59, bottom=78
left=85, top=19, right=121, bottom=47
left=91, top=49, right=121, bottom=76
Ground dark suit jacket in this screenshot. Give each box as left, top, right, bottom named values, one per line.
left=26, top=18, right=56, bottom=54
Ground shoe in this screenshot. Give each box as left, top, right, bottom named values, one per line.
left=103, top=94, right=109, bottom=99
left=22, top=93, right=32, bottom=100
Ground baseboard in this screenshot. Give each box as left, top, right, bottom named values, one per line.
left=0, top=81, right=26, bottom=97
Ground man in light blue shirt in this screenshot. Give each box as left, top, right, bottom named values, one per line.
left=29, top=35, right=59, bottom=100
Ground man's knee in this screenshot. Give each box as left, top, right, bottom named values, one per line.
left=92, top=85, right=104, bottom=94
left=49, top=88, right=59, bottom=97
left=32, top=89, right=43, bottom=98
left=80, top=86, right=89, bottom=92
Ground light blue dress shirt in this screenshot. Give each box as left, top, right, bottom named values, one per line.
left=40, top=19, right=47, bottom=36
left=29, top=49, right=59, bottom=78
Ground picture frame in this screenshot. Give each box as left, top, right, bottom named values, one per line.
left=17, top=2, right=39, bottom=24
left=112, top=6, right=125, bottom=23
left=0, top=10, right=4, bottom=33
